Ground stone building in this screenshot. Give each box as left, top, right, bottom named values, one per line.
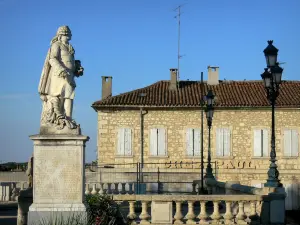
left=92, top=67, right=300, bottom=207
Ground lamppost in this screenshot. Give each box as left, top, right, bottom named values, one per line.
left=204, top=90, right=215, bottom=179
left=261, top=40, right=283, bottom=188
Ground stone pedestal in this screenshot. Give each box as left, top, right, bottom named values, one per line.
left=28, top=134, right=89, bottom=225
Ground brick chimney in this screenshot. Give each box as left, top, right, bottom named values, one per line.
left=102, top=76, right=112, bottom=99
left=169, top=68, right=178, bottom=90
left=207, top=66, right=219, bottom=85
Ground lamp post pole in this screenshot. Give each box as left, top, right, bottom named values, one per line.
left=261, top=40, right=283, bottom=188
left=204, top=90, right=215, bottom=179
left=200, top=72, right=205, bottom=194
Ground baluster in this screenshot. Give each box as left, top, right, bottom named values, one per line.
left=99, top=183, right=104, bottom=195
left=249, top=201, right=259, bottom=224
left=210, top=201, right=222, bottom=223
left=120, top=183, right=126, bottom=194
left=198, top=201, right=209, bottom=224
left=11, top=188, right=18, bottom=201
left=192, top=183, right=197, bottom=194
left=128, top=183, right=134, bottom=194
left=91, top=184, right=98, bottom=195
left=113, top=183, right=119, bottom=194
left=139, top=201, right=150, bottom=224
left=85, top=183, right=91, bottom=195
left=127, top=201, right=137, bottom=225
left=106, top=183, right=112, bottom=194
left=236, top=201, right=247, bottom=224
left=185, top=201, right=196, bottom=224
left=224, top=201, right=234, bottom=224
left=173, top=201, right=183, bottom=224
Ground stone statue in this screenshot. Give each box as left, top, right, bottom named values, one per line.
left=38, top=25, right=84, bottom=132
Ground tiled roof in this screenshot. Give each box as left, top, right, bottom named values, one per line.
left=92, top=80, right=300, bottom=109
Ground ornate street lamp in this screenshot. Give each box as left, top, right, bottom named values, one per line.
left=264, top=40, right=278, bottom=68
left=261, top=40, right=283, bottom=188
left=204, top=90, right=215, bottom=179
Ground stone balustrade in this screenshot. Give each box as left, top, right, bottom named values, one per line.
left=0, top=181, right=29, bottom=202
left=85, top=182, right=136, bottom=195
left=112, top=194, right=262, bottom=224
left=204, top=178, right=286, bottom=224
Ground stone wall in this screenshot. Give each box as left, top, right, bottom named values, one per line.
left=97, top=108, right=300, bottom=186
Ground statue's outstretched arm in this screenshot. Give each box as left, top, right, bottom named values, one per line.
left=48, top=43, right=66, bottom=77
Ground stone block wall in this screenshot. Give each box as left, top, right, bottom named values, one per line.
left=97, top=108, right=300, bottom=186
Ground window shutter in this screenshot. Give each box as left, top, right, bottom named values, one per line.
left=117, top=128, right=125, bottom=155
left=253, top=129, right=262, bottom=157
left=223, top=128, right=231, bottom=156
left=216, top=128, right=223, bottom=156
left=262, top=129, right=269, bottom=157
left=124, top=128, right=132, bottom=156
left=158, top=128, right=166, bottom=156
left=291, top=130, right=298, bottom=157
left=186, top=128, right=193, bottom=156
left=194, top=129, right=201, bottom=156
left=284, top=130, right=292, bottom=156
left=150, top=128, right=158, bottom=156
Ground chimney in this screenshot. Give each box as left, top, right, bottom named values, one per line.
left=101, top=76, right=112, bottom=99
left=169, top=68, right=178, bottom=90
left=207, top=66, right=219, bottom=85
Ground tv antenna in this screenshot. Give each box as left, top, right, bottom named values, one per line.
left=174, top=3, right=186, bottom=87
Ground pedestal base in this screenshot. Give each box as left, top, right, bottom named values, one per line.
left=29, top=134, right=89, bottom=225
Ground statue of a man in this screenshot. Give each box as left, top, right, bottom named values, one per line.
left=38, top=26, right=83, bottom=131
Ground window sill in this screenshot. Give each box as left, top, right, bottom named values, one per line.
left=251, top=157, right=270, bottom=159
left=281, top=156, right=298, bottom=159
left=184, top=155, right=201, bottom=158
left=148, top=155, right=169, bottom=159
left=213, top=156, right=234, bottom=160
left=115, top=155, right=134, bottom=158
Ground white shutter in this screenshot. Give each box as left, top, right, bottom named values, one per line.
left=254, top=129, right=262, bottom=157
left=223, top=129, right=230, bottom=156
left=284, top=130, right=292, bottom=156
left=194, top=129, right=201, bottom=156
left=124, top=128, right=132, bottom=156
left=186, top=128, right=193, bottom=156
left=216, top=128, right=223, bottom=156
left=150, top=129, right=158, bottom=156
left=262, top=129, right=269, bottom=157
left=117, top=128, right=125, bottom=155
left=291, top=130, right=298, bottom=157
left=158, top=128, right=166, bottom=156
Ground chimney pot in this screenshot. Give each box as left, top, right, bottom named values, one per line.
left=169, top=68, right=178, bottom=90
left=207, top=66, right=219, bottom=85
left=101, top=76, right=112, bottom=99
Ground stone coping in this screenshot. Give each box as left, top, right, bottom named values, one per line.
left=112, top=194, right=263, bottom=202
left=29, top=134, right=89, bottom=140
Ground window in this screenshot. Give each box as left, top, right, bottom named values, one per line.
left=216, top=128, right=231, bottom=157
left=253, top=129, right=269, bottom=157
left=284, top=129, right=299, bottom=157
left=150, top=128, right=166, bottom=156
left=186, top=128, right=201, bottom=156
left=117, top=128, right=132, bottom=156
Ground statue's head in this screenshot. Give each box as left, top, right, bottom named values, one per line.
left=56, top=25, right=72, bottom=41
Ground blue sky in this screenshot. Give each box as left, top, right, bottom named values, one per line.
left=0, top=0, right=299, bottom=163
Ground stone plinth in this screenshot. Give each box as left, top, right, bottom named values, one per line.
left=28, top=134, right=89, bottom=224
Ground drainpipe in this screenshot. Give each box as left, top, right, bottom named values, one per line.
left=140, top=108, right=148, bottom=183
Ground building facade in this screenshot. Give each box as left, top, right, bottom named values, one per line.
left=92, top=67, right=300, bottom=207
